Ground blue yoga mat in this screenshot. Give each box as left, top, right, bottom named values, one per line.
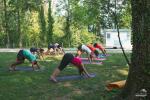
left=82, top=61, right=103, bottom=65
left=98, top=54, right=111, bottom=58
left=54, top=73, right=96, bottom=82
left=14, top=67, right=42, bottom=71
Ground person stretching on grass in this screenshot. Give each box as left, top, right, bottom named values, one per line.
left=93, top=43, right=107, bottom=56
left=30, top=47, right=45, bottom=60
left=50, top=53, right=91, bottom=82
left=87, top=43, right=101, bottom=58
left=45, top=43, right=56, bottom=55
left=54, top=43, right=65, bottom=54
left=77, top=44, right=93, bottom=63
left=10, top=49, right=40, bottom=71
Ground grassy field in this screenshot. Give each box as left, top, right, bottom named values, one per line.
left=0, top=52, right=130, bottom=100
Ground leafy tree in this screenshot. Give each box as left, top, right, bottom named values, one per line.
left=0, top=0, right=132, bottom=48
left=38, top=2, right=47, bottom=46
left=3, top=0, right=10, bottom=47
left=62, top=0, right=72, bottom=47
left=47, top=0, right=54, bottom=44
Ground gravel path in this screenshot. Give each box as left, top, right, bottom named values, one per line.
left=0, top=48, right=132, bottom=53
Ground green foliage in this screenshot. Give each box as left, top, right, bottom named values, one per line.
left=47, top=0, right=54, bottom=44
left=0, top=0, right=132, bottom=48
left=38, top=4, right=47, bottom=46
left=0, top=32, right=6, bottom=47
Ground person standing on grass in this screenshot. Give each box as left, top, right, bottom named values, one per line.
left=10, top=49, right=40, bottom=71
left=77, top=44, right=93, bottom=63
left=50, top=53, right=91, bottom=82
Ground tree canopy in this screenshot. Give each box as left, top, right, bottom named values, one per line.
left=0, top=0, right=131, bottom=48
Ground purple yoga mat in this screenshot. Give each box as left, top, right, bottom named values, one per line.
left=82, top=61, right=103, bottom=65
left=81, top=58, right=106, bottom=61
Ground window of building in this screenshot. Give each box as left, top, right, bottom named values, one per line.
left=107, top=33, right=110, bottom=39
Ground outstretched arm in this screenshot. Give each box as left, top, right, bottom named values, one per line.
left=37, top=51, right=44, bottom=60
left=79, top=64, right=91, bottom=78
left=88, top=54, right=93, bottom=63
left=32, top=61, right=40, bottom=70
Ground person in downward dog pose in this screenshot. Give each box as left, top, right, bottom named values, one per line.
left=50, top=53, right=91, bottom=82
left=93, top=43, right=107, bottom=56
left=54, top=43, right=65, bottom=54
left=30, top=47, right=44, bottom=60
left=87, top=43, right=101, bottom=58
left=77, top=44, right=93, bottom=63
left=10, top=49, right=40, bottom=71
left=45, top=43, right=56, bottom=55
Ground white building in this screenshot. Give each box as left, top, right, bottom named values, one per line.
left=103, top=29, right=132, bottom=49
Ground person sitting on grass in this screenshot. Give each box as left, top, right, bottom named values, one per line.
left=50, top=53, right=91, bottom=82
left=93, top=43, right=107, bottom=56
left=77, top=44, right=93, bottom=63
left=10, top=49, right=40, bottom=71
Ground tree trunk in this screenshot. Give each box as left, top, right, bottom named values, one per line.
left=38, top=3, right=46, bottom=46
left=47, top=0, right=54, bottom=44
left=16, top=0, right=22, bottom=48
left=66, top=16, right=71, bottom=46
left=17, top=11, right=22, bottom=48
left=63, top=0, right=72, bottom=47
left=4, top=0, right=10, bottom=48
left=117, top=0, right=150, bottom=100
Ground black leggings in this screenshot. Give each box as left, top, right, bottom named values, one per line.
left=58, top=53, right=74, bottom=71
left=17, top=50, right=25, bottom=61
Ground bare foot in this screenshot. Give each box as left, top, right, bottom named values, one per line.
left=9, top=67, right=15, bottom=71
left=50, top=76, right=58, bottom=83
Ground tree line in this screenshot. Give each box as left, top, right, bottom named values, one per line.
left=0, top=0, right=131, bottom=48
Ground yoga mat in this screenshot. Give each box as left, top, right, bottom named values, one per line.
left=54, top=73, right=96, bottom=82
left=10, top=67, right=42, bottom=71
left=98, top=54, right=111, bottom=58
left=106, top=80, right=126, bottom=91
left=82, top=61, right=103, bottom=65
left=81, top=57, right=106, bottom=61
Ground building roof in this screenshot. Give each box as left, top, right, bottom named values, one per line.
left=102, top=29, right=131, bottom=33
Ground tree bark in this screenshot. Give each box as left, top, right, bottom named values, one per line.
left=66, top=0, right=72, bottom=47
left=117, top=0, right=150, bottom=100
left=4, top=0, right=10, bottom=48
left=38, top=3, right=46, bottom=46
left=47, top=0, right=54, bottom=44
left=16, top=0, right=22, bottom=48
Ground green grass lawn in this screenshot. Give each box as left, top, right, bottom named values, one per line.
left=0, top=52, right=130, bottom=100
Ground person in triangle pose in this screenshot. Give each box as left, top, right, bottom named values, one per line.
left=50, top=53, right=91, bottom=82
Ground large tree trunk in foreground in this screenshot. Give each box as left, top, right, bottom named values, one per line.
left=116, top=0, right=150, bottom=100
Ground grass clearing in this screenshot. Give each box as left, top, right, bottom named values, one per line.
left=0, top=52, right=130, bottom=100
